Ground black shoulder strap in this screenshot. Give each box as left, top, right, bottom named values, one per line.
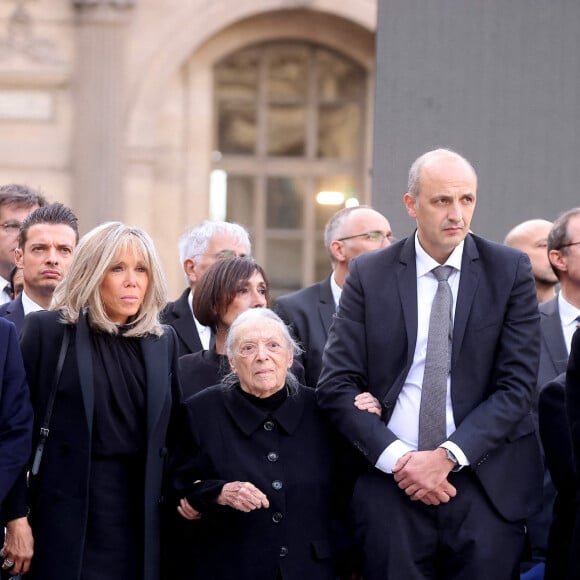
left=31, top=325, right=70, bottom=476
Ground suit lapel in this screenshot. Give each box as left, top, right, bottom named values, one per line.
left=142, top=332, right=168, bottom=438
left=75, top=313, right=95, bottom=434
left=397, top=237, right=418, bottom=367
left=173, top=291, right=203, bottom=353
left=452, top=235, right=481, bottom=369
left=541, top=299, right=568, bottom=370
left=318, top=276, right=335, bottom=339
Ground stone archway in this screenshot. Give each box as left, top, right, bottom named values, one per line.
left=124, top=3, right=375, bottom=294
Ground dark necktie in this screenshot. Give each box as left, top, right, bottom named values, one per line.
left=418, top=265, right=454, bottom=451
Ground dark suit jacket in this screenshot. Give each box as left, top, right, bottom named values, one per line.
left=317, top=233, right=542, bottom=522
left=538, top=297, right=568, bottom=390
left=274, top=276, right=335, bottom=388
left=539, top=373, right=575, bottom=579
left=565, top=329, right=580, bottom=578
left=161, top=288, right=204, bottom=357
left=171, top=383, right=348, bottom=580
left=18, top=311, right=181, bottom=580
left=0, top=318, right=32, bottom=507
left=0, top=295, right=25, bottom=335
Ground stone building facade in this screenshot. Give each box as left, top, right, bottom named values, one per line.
left=0, top=0, right=377, bottom=296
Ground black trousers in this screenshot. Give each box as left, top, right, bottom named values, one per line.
left=350, top=468, right=525, bottom=580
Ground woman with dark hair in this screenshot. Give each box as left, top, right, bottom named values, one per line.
left=178, top=257, right=271, bottom=399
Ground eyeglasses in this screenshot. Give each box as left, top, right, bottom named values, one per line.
left=237, top=340, right=284, bottom=358
left=0, top=221, right=22, bottom=234
left=337, top=231, right=393, bottom=243
left=558, top=241, right=580, bottom=250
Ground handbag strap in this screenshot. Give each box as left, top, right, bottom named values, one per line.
left=31, top=325, right=70, bottom=475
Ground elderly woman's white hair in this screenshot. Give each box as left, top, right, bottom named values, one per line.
left=223, top=308, right=302, bottom=393
left=51, top=221, right=168, bottom=337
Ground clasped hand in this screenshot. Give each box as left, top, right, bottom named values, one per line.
left=392, top=449, right=457, bottom=505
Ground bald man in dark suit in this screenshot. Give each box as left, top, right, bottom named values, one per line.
left=317, top=149, right=542, bottom=579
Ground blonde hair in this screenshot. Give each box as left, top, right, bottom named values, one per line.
left=51, top=222, right=167, bottom=336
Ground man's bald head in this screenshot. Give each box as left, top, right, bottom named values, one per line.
left=504, top=219, right=557, bottom=302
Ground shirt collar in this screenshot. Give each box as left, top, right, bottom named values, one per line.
left=414, top=232, right=464, bottom=278
left=558, top=292, right=580, bottom=327
left=330, top=272, right=341, bottom=307
left=21, top=290, right=45, bottom=315
left=188, top=289, right=211, bottom=339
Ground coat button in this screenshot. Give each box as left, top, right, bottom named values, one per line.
left=272, top=511, right=283, bottom=523
left=272, top=480, right=283, bottom=490
left=267, top=451, right=279, bottom=462
left=280, top=545, right=288, bottom=557
left=264, top=420, right=275, bottom=431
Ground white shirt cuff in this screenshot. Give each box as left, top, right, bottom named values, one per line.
left=374, top=440, right=414, bottom=474
left=439, top=441, right=469, bottom=466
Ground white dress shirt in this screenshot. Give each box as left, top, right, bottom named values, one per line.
left=558, top=292, right=580, bottom=355
left=0, top=275, right=12, bottom=306
left=21, top=290, right=45, bottom=315
left=375, top=234, right=468, bottom=473
left=188, top=290, right=211, bottom=350
left=330, top=272, right=341, bottom=310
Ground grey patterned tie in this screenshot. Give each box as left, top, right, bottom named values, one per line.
left=418, top=265, right=454, bottom=451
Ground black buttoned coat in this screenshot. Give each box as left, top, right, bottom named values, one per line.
left=171, top=383, right=348, bottom=580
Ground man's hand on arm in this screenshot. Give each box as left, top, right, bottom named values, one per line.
left=392, top=448, right=457, bottom=505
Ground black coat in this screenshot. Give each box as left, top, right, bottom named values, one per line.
left=539, top=373, right=575, bottom=580
left=171, top=383, right=350, bottom=580
left=273, top=276, right=335, bottom=388
left=19, top=310, right=181, bottom=580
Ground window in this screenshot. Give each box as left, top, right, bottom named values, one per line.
left=212, top=41, right=367, bottom=295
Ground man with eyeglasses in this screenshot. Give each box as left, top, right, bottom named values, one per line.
left=536, top=208, right=580, bottom=389
left=0, top=185, right=47, bottom=305
left=161, top=220, right=251, bottom=357
left=533, top=207, right=580, bottom=580
left=274, top=205, right=393, bottom=388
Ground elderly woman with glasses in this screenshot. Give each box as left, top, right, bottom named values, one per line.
left=171, top=308, right=360, bottom=580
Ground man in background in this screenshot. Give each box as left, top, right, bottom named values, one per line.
left=0, top=203, right=79, bottom=333
left=0, top=185, right=47, bottom=305
left=274, top=205, right=393, bottom=387
left=162, top=220, right=251, bottom=357
left=0, top=203, right=79, bottom=576
left=505, top=219, right=558, bottom=304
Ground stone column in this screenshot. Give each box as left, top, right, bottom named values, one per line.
left=72, top=0, right=135, bottom=232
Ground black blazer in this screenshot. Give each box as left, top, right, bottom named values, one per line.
left=274, top=276, right=335, bottom=388
left=0, top=318, right=32, bottom=505
left=0, top=295, right=25, bottom=335
left=317, top=233, right=542, bottom=522
left=565, top=329, right=580, bottom=578
left=171, top=384, right=348, bottom=580
left=539, top=373, right=575, bottom=580
left=538, top=297, right=568, bottom=390
left=161, top=288, right=204, bottom=357
left=19, top=310, right=180, bottom=580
